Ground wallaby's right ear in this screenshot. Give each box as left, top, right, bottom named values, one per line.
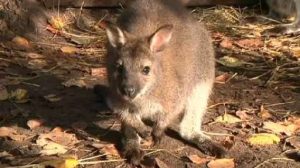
left=106, top=23, right=126, bottom=48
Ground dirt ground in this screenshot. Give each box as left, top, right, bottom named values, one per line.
left=1, top=1, right=300, bottom=168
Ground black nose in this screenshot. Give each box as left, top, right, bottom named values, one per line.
left=122, top=86, right=136, bottom=98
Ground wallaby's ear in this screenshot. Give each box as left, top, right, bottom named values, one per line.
left=106, top=22, right=126, bottom=48
left=149, top=25, right=173, bottom=52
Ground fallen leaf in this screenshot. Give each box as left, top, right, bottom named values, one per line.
left=286, top=137, right=300, bottom=149
left=215, top=113, right=242, bottom=124
left=101, top=144, right=121, bottom=158
left=215, top=73, right=230, bottom=84
left=217, top=56, right=250, bottom=68
left=291, top=47, right=300, bottom=58
left=207, top=158, right=235, bottom=168
left=155, top=158, right=170, bottom=168
left=63, top=78, right=87, bottom=88
left=37, top=138, right=68, bottom=155
left=188, top=155, right=212, bottom=165
left=12, top=36, right=31, bottom=48
left=26, top=52, right=45, bottom=59
left=9, top=88, right=29, bottom=103
left=259, top=105, right=273, bottom=120
left=234, top=38, right=263, bottom=49
left=235, top=110, right=252, bottom=120
left=0, top=127, right=26, bottom=141
left=27, top=59, right=48, bottom=69
left=220, top=38, right=233, bottom=49
left=60, top=46, right=79, bottom=54
left=48, top=16, right=67, bottom=30
left=263, top=121, right=297, bottom=136
left=92, top=143, right=121, bottom=158
left=248, top=133, right=280, bottom=145
left=44, top=94, right=62, bottom=102
left=27, top=119, right=44, bottom=129
left=0, top=86, right=9, bottom=101
left=91, top=67, right=107, bottom=77
left=38, top=127, right=79, bottom=147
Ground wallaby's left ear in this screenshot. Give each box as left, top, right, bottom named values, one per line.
left=149, top=24, right=173, bottom=52
left=106, top=22, right=126, bottom=48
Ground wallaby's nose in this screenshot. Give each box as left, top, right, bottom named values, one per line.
left=122, top=86, right=136, bottom=98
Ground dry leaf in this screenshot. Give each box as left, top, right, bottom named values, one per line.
left=188, top=155, right=212, bottom=165
left=41, top=158, right=79, bottom=168
left=44, top=94, right=62, bottom=102
left=234, top=38, right=263, bottom=49
left=235, top=110, right=252, bottom=120
left=215, top=73, right=230, bottom=84
left=37, top=138, right=68, bottom=155
left=12, top=36, right=31, bottom=48
left=248, top=133, right=280, bottom=145
left=291, top=47, right=300, bottom=58
left=155, top=158, right=170, bottom=168
left=91, top=67, right=107, bottom=77
left=220, top=38, right=233, bottom=49
left=287, top=137, right=300, bottom=149
left=63, top=78, right=87, bottom=88
left=0, top=86, right=9, bottom=101
left=263, top=121, right=297, bottom=136
left=38, top=127, right=79, bottom=147
left=27, top=119, right=44, bottom=129
left=9, top=88, right=29, bottom=103
left=101, top=144, right=121, bottom=158
left=215, top=113, right=242, bottom=124
left=259, top=105, right=272, bottom=120
left=60, top=46, right=79, bottom=54
left=207, top=158, right=235, bottom=168
left=0, top=127, right=26, bottom=141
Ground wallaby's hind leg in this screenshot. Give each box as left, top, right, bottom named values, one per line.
left=179, top=83, right=226, bottom=158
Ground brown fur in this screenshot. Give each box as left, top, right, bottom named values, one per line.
left=104, top=0, right=226, bottom=165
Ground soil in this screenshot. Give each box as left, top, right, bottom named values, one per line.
left=0, top=0, right=300, bottom=168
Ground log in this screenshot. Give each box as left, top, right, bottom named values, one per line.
left=43, top=0, right=259, bottom=8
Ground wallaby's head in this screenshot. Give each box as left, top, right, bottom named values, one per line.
left=106, top=23, right=173, bottom=100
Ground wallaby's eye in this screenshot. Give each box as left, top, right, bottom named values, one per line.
left=115, top=62, right=123, bottom=73
left=142, top=66, right=151, bottom=75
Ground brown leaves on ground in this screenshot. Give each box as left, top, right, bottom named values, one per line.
left=91, top=143, right=121, bottom=158
left=234, top=38, right=263, bottom=49
left=248, top=133, right=280, bottom=145
left=36, top=127, right=80, bottom=155
left=215, top=113, right=242, bottom=124
left=27, top=119, right=44, bottom=129
left=60, top=46, right=79, bottom=54
left=207, top=159, right=235, bottom=168
left=0, top=127, right=27, bottom=141
left=12, top=36, right=31, bottom=49
left=187, top=155, right=213, bottom=165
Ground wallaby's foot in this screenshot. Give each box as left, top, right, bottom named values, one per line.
left=137, top=129, right=151, bottom=139
left=262, top=24, right=300, bottom=36
left=151, top=129, right=164, bottom=146
left=194, top=138, right=227, bottom=158
left=123, top=147, right=144, bottom=166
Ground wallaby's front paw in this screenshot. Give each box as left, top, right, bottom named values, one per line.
left=137, top=129, right=151, bottom=139
left=151, top=129, right=164, bottom=146
left=197, top=139, right=227, bottom=158
left=123, top=148, right=144, bottom=165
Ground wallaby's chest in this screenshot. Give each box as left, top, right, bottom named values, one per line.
left=133, top=98, right=162, bottom=120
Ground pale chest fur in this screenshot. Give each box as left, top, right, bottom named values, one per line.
left=133, top=98, right=163, bottom=120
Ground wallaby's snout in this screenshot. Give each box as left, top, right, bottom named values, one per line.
left=121, top=83, right=136, bottom=98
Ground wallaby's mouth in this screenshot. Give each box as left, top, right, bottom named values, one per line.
left=119, top=87, right=138, bottom=100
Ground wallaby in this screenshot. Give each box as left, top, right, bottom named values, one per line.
left=264, top=0, right=300, bottom=35
left=103, top=0, right=226, bottom=164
